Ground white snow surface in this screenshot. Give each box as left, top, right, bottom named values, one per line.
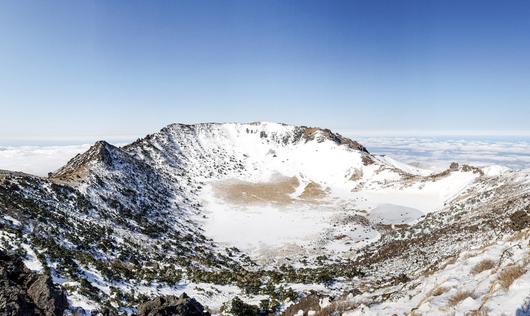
left=138, top=122, right=484, bottom=261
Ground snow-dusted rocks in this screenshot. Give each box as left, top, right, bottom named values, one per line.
left=0, top=122, right=529, bottom=315
left=0, top=251, right=68, bottom=316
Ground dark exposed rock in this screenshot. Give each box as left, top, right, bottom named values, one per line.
left=301, top=127, right=369, bottom=153
left=509, top=210, right=530, bottom=231
left=282, top=294, right=321, bottom=316
left=361, top=155, right=374, bottom=166
left=27, top=275, right=68, bottom=316
left=137, top=293, right=210, bottom=316
left=461, top=164, right=484, bottom=176
left=91, top=307, right=119, bottom=316
left=392, top=273, right=411, bottom=285
left=0, top=251, right=68, bottom=316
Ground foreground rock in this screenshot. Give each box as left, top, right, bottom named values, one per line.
left=0, top=251, right=68, bottom=316
left=137, top=293, right=210, bottom=316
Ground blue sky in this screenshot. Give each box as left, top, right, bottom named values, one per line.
left=1, top=0, right=530, bottom=142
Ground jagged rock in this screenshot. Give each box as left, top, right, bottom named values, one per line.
left=27, top=275, right=68, bottom=316
left=301, top=127, right=369, bottom=153
left=137, top=293, right=210, bottom=316
left=0, top=251, right=68, bottom=316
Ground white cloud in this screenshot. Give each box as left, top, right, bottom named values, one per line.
left=353, top=136, right=530, bottom=171
left=0, top=145, right=91, bottom=176
left=1, top=137, right=530, bottom=177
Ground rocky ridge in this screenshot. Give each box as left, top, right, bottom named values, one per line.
left=0, top=122, right=529, bottom=315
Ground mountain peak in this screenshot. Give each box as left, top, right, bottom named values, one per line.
left=49, top=140, right=121, bottom=181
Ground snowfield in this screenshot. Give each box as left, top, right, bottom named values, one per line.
left=187, top=123, right=482, bottom=263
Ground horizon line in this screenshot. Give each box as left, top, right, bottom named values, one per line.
left=1, top=129, right=530, bottom=146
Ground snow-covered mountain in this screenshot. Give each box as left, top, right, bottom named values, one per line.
left=1, top=122, right=529, bottom=315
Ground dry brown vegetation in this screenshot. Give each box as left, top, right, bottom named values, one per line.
left=447, top=291, right=473, bottom=306
left=471, top=259, right=496, bottom=275
left=464, top=309, right=489, bottom=316
left=432, top=287, right=446, bottom=296
left=498, top=264, right=526, bottom=289
left=509, top=227, right=530, bottom=241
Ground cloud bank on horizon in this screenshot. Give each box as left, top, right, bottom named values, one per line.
left=356, top=136, right=530, bottom=171
left=1, top=137, right=529, bottom=177
left=0, top=144, right=91, bottom=176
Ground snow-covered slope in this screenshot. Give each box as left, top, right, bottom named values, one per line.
left=1, top=122, right=528, bottom=315
left=118, top=123, right=482, bottom=262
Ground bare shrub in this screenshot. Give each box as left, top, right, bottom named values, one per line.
left=471, top=259, right=495, bottom=274
left=465, top=309, right=489, bottom=316
left=498, top=264, right=526, bottom=289
left=448, top=291, right=473, bottom=306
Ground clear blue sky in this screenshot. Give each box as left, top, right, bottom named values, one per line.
left=1, top=0, right=530, bottom=142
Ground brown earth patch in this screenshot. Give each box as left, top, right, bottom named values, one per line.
left=349, top=169, right=363, bottom=181
left=214, top=176, right=299, bottom=205
left=299, top=181, right=327, bottom=200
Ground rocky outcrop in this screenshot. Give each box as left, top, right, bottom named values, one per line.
left=510, top=209, right=530, bottom=231
left=301, top=127, right=369, bottom=153
left=0, top=251, right=68, bottom=316
left=282, top=294, right=321, bottom=316
left=137, top=293, right=210, bottom=316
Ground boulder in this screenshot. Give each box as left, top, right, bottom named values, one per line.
left=137, top=293, right=210, bottom=316
left=0, top=251, right=68, bottom=316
